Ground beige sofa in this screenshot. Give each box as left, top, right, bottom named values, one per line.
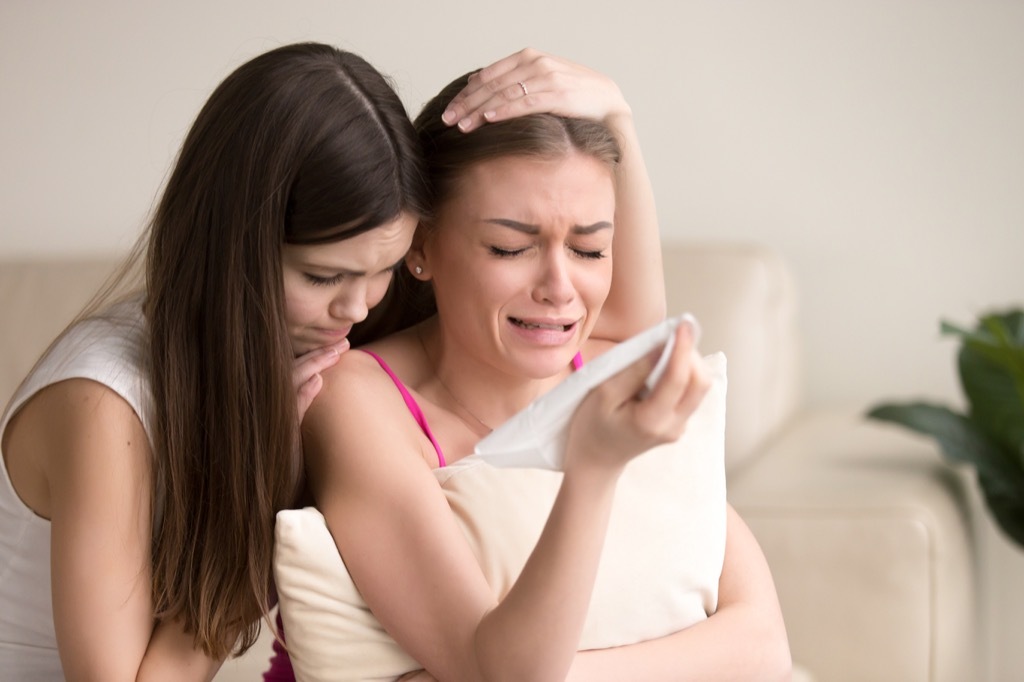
left=0, top=242, right=978, bottom=681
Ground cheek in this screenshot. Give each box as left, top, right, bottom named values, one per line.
left=365, top=274, right=394, bottom=310
left=580, top=261, right=614, bottom=305
left=282, top=286, right=320, bottom=326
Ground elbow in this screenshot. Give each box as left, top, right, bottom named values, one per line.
left=758, top=615, right=793, bottom=682
left=725, top=601, right=791, bottom=681
left=769, top=645, right=794, bottom=682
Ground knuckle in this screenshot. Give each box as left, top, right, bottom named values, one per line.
left=534, top=54, right=557, bottom=73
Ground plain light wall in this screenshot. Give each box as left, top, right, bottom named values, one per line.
left=2, top=0, right=1023, bottom=414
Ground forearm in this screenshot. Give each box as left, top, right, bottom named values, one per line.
left=568, top=505, right=791, bottom=681
left=594, top=112, right=666, bottom=340
left=136, top=618, right=223, bottom=682
left=474, top=467, right=621, bottom=681
left=566, top=602, right=791, bottom=682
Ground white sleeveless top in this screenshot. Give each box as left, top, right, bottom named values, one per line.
left=0, top=297, right=152, bottom=679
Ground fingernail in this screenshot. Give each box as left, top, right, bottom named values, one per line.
left=483, top=110, right=496, bottom=121
left=457, top=118, right=472, bottom=132
left=681, top=314, right=702, bottom=346
left=442, top=109, right=456, bottom=124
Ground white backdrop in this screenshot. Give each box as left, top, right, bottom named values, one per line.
left=3, top=0, right=1023, bottom=413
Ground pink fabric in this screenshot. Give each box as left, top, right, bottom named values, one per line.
left=262, top=611, right=293, bottom=681
left=361, top=349, right=584, bottom=469
left=361, top=349, right=447, bottom=468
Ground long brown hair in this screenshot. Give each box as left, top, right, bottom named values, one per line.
left=145, top=42, right=427, bottom=657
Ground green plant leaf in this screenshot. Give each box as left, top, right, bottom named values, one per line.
left=955, top=312, right=1024, bottom=455
left=872, top=310, right=1024, bottom=550
left=977, top=468, right=1024, bottom=547
left=866, top=402, right=1004, bottom=472
left=867, top=401, right=1024, bottom=546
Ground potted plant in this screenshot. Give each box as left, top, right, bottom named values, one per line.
left=867, top=309, right=1024, bottom=549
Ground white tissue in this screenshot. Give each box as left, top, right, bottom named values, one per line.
left=472, top=313, right=699, bottom=470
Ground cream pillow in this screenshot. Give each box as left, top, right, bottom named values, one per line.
left=275, top=353, right=727, bottom=682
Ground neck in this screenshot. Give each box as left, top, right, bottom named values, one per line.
left=416, top=319, right=566, bottom=431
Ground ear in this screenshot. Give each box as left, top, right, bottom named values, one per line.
left=405, top=224, right=432, bottom=280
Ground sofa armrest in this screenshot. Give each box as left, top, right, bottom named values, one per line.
left=662, top=240, right=800, bottom=472
left=729, top=409, right=978, bottom=682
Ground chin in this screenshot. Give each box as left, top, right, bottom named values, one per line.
left=515, top=348, right=581, bottom=381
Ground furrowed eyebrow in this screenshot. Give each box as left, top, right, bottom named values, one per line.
left=572, top=221, right=614, bottom=235
left=306, top=255, right=407, bottom=278
left=484, top=218, right=540, bottom=235
left=483, top=218, right=613, bottom=235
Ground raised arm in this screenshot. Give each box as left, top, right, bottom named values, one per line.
left=442, top=48, right=665, bottom=341
left=566, top=504, right=793, bottom=681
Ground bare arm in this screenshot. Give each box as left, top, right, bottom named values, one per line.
left=565, top=505, right=792, bottom=681
left=8, top=380, right=220, bottom=681
left=305, top=324, right=708, bottom=681
left=443, top=48, right=665, bottom=342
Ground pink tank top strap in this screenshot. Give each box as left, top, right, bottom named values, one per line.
left=572, top=351, right=583, bottom=370
left=360, top=349, right=446, bottom=468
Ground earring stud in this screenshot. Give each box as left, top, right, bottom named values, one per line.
left=414, top=265, right=423, bottom=275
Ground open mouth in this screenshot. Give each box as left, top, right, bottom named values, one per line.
left=509, top=317, right=577, bottom=332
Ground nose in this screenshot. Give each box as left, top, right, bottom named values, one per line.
left=532, top=249, right=576, bottom=306
left=329, top=280, right=370, bottom=324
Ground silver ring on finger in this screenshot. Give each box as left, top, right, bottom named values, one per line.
left=516, top=80, right=528, bottom=97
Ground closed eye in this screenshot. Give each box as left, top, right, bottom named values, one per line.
left=571, top=247, right=607, bottom=260
left=304, top=261, right=403, bottom=287
left=488, top=245, right=529, bottom=258
left=304, top=272, right=345, bottom=287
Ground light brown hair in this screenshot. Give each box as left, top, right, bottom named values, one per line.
left=378, top=70, right=622, bottom=331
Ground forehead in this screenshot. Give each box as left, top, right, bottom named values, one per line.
left=435, top=153, right=615, bottom=236
left=283, top=212, right=417, bottom=268
left=460, top=153, right=615, bottom=204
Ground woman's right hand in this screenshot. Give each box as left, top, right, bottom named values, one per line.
left=290, top=340, right=349, bottom=475
left=293, top=339, right=349, bottom=423
left=564, top=320, right=710, bottom=474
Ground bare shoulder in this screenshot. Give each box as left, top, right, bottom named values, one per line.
left=7, top=377, right=147, bottom=459
left=4, top=378, right=150, bottom=518
left=313, top=329, right=427, bottom=408
left=304, top=334, right=436, bottom=486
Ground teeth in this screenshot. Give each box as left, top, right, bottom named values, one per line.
left=513, top=318, right=569, bottom=331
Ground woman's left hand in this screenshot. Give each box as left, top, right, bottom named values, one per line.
left=441, top=48, right=631, bottom=132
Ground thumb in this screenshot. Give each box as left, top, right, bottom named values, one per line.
left=592, top=346, right=661, bottom=407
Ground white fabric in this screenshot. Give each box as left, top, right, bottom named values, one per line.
left=474, top=314, right=696, bottom=470
left=274, top=353, right=727, bottom=682
left=0, top=297, right=151, bottom=680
